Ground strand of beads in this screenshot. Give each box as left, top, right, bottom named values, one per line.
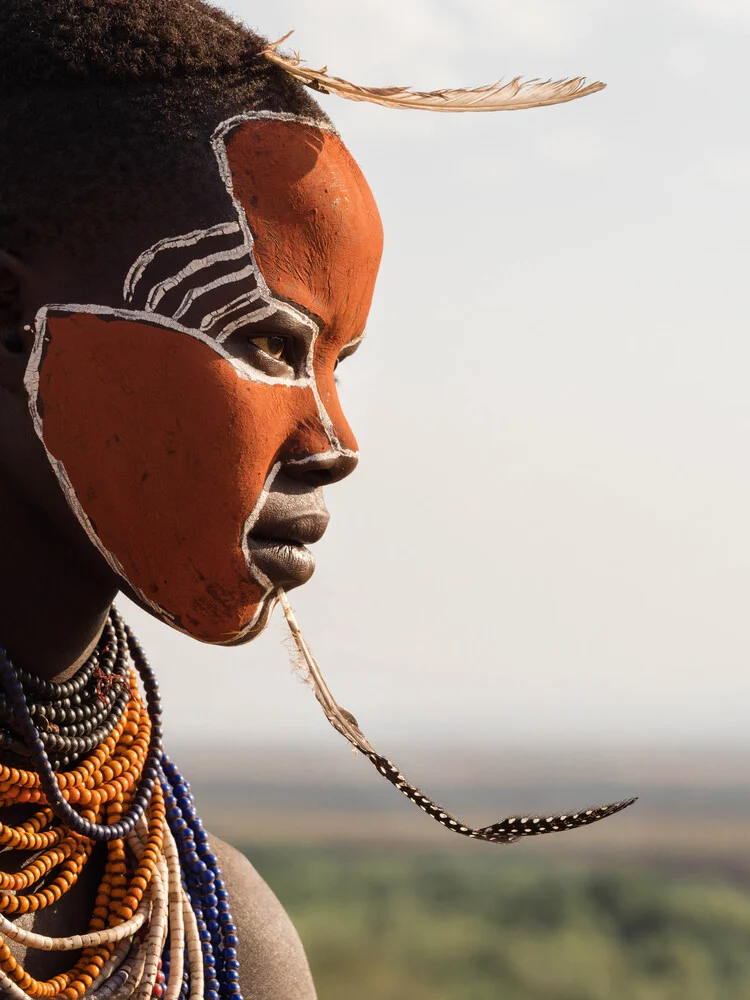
left=0, top=618, right=164, bottom=997
left=0, top=617, right=131, bottom=770
left=0, top=674, right=150, bottom=837
left=0, top=701, right=167, bottom=996
left=0, top=610, right=243, bottom=1000
left=161, top=756, right=241, bottom=1000
left=0, top=611, right=163, bottom=843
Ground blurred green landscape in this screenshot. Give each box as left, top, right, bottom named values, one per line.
left=244, top=847, right=750, bottom=1000
left=177, top=741, right=750, bottom=999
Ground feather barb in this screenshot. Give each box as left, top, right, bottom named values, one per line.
left=262, top=33, right=605, bottom=112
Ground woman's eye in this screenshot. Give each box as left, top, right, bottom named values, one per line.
left=248, top=335, right=288, bottom=362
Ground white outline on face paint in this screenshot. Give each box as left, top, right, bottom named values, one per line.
left=171, top=264, right=259, bottom=322
left=25, top=302, right=314, bottom=641
left=124, top=221, right=241, bottom=303
left=146, top=244, right=250, bottom=312
left=25, top=110, right=362, bottom=645
left=239, top=460, right=283, bottom=596
left=198, top=289, right=263, bottom=331
left=340, top=332, right=367, bottom=357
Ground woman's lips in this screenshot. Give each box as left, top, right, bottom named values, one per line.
left=245, top=510, right=329, bottom=588
left=245, top=537, right=316, bottom=589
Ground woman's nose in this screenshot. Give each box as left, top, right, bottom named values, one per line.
left=284, top=448, right=359, bottom=487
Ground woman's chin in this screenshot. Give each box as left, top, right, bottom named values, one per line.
left=116, top=580, right=286, bottom=646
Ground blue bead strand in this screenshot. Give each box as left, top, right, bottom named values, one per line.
left=161, top=774, right=219, bottom=1000
left=160, top=755, right=243, bottom=1000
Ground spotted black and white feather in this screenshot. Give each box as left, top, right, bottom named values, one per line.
left=277, top=589, right=637, bottom=845
left=365, top=751, right=634, bottom=844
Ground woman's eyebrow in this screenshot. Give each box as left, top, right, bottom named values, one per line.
left=214, top=302, right=317, bottom=344
left=269, top=310, right=316, bottom=338
left=338, top=331, right=366, bottom=359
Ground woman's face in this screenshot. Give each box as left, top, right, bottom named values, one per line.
left=23, top=112, right=384, bottom=644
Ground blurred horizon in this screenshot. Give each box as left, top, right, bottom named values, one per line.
left=170, top=740, right=750, bottom=867
left=155, top=728, right=750, bottom=998
left=194, top=737, right=750, bottom=996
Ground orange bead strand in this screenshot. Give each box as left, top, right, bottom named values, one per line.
left=0, top=677, right=164, bottom=997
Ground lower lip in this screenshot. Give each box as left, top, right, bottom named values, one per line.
left=246, top=538, right=316, bottom=588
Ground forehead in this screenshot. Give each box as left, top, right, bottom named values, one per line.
left=222, top=118, right=383, bottom=343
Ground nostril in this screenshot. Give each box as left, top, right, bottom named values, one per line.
left=310, top=468, right=335, bottom=487
left=284, top=450, right=359, bottom=486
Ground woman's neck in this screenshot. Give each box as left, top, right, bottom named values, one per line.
left=0, top=488, right=118, bottom=682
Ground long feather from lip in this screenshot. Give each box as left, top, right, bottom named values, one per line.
left=262, top=33, right=605, bottom=113
left=276, top=589, right=635, bottom=845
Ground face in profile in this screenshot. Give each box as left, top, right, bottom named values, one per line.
left=25, top=112, right=383, bottom=644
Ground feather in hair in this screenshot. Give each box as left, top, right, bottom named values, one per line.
left=263, top=32, right=605, bottom=112
left=276, top=589, right=635, bottom=846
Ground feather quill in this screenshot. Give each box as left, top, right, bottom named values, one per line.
left=276, top=589, right=635, bottom=846
left=263, top=33, right=605, bottom=113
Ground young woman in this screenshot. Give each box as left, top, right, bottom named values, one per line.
left=0, top=2, right=627, bottom=997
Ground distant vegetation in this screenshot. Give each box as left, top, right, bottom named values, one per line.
left=246, top=846, right=750, bottom=1000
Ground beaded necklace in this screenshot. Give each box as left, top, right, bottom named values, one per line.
left=0, top=609, right=241, bottom=1000
left=0, top=617, right=131, bottom=771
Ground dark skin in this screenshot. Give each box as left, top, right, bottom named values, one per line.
left=0, top=254, right=118, bottom=681
left=0, top=148, right=361, bottom=994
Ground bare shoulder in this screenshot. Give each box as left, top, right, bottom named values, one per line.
left=209, top=834, right=318, bottom=1000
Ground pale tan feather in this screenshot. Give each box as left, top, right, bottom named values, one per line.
left=277, top=590, right=374, bottom=754
left=263, top=34, right=605, bottom=112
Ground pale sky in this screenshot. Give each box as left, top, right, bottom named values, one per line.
left=121, top=0, right=750, bottom=753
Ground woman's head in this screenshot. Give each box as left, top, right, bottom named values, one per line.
left=0, top=0, right=383, bottom=645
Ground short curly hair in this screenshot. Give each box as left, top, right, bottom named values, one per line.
left=0, top=0, right=327, bottom=285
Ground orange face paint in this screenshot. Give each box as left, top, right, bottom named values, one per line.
left=218, top=115, right=384, bottom=455
left=223, top=116, right=381, bottom=355
left=26, top=113, right=384, bottom=644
